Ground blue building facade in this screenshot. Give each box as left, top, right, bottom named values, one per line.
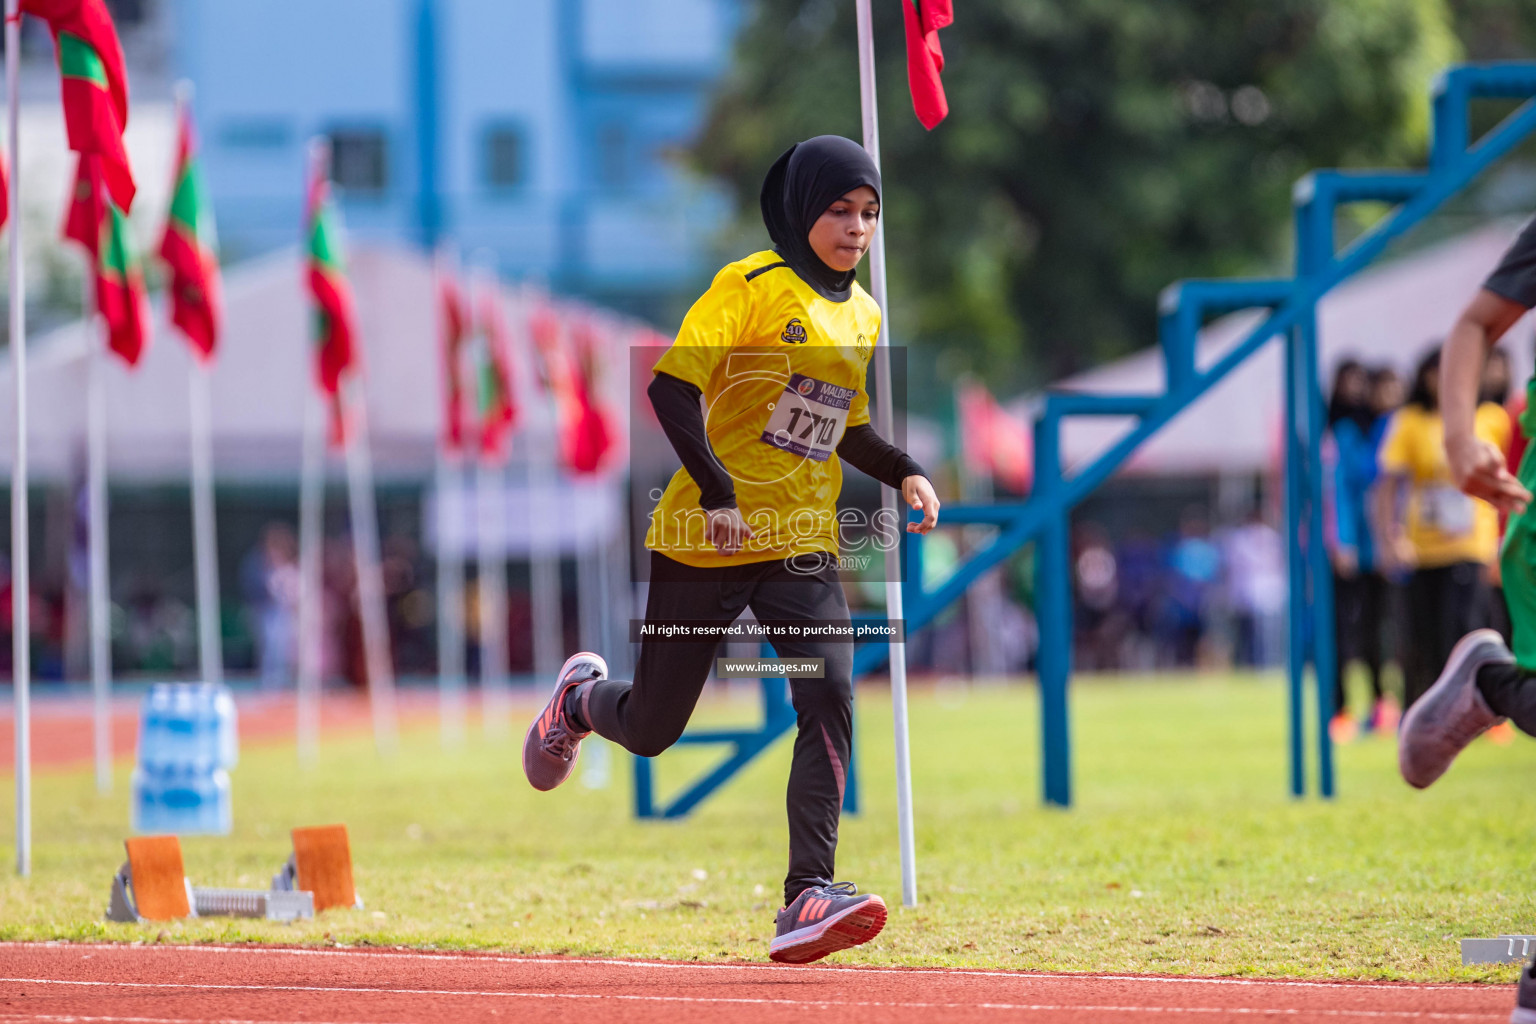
left=168, top=0, right=737, bottom=310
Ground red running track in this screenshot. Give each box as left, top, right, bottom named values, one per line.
left=0, top=942, right=1515, bottom=1023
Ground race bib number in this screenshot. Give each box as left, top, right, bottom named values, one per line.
left=760, top=373, right=854, bottom=462
left=1420, top=485, right=1475, bottom=537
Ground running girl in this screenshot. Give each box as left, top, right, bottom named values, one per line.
left=521, top=135, right=939, bottom=965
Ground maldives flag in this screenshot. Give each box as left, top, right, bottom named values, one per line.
left=159, top=103, right=220, bottom=361
left=475, top=289, right=516, bottom=458
left=561, top=320, right=614, bottom=476
left=957, top=381, right=1030, bottom=493
left=438, top=270, right=469, bottom=453
left=23, top=0, right=135, bottom=211
left=305, top=160, right=359, bottom=444
left=63, top=153, right=147, bottom=366
left=902, top=0, right=953, bottom=130
left=98, top=198, right=149, bottom=366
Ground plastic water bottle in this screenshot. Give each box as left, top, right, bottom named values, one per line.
left=132, top=683, right=237, bottom=835
left=131, top=762, right=232, bottom=835
left=137, top=684, right=238, bottom=770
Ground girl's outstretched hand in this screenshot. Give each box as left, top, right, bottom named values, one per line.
left=901, top=475, right=940, bottom=534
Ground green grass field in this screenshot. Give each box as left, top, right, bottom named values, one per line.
left=2, top=674, right=1534, bottom=980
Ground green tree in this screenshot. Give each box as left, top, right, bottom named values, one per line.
left=696, top=0, right=1458, bottom=387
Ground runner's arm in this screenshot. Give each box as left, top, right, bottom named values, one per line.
left=837, top=424, right=939, bottom=533
left=835, top=423, right=926, bottom=489
left=648, top=371, right=737, bottom=510
left=1443, top=289, right=1530, bottom=513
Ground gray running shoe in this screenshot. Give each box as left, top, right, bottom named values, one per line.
left=769, top=882, right=887, bottom=964
left=1398, top=628, right=1511, bottom=790
left=522, top=652, right=606, bottom=792
left=1514, top=950, right=1536, bottom=1023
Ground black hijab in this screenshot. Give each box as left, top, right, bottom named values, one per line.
left=760, top=135, right=882, bottom=303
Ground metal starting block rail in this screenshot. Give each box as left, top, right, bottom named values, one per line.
left=1461, top=936, right=1536, bottom=965
left=105, top=836, right=314, bottom=923
left=106, top=825, right=360, bottom=924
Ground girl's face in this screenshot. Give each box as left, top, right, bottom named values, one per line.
left=1372, top=373, right=1403, bottom=413
left=1338, top=366, right=1368, bottom=405
left=807, top=186, right=879, bottom=272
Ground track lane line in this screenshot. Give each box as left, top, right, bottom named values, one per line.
left=0, top=943, right=1493, bottom=992
left=0, top=977, right=1507, bottom=1019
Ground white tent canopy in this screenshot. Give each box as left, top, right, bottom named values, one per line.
left=0, top=245, right=530, bottom=482
left=1051, top=220, right=1536, bottom=476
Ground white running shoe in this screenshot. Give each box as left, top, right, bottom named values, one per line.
left=1398, top=629, right=1511, bottom=790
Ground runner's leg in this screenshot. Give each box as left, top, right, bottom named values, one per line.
left=748, top=555, right=855, bottom=905
left=1479, top=504, right=1536, bottom=736
left=581, top=551, right=752, bottom=757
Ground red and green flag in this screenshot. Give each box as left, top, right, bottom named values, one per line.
left=475, top=289, right=516, bottom=458
left=305, top=160, right=359, bottom=445
left=63, top=153, right=147, bottom=367
left=560, top=319, right=614, bottom=476
left=159, top=102, right=221, bottom=361
left=903, top=0, right=953, bottom=130
left=438, top=269, right=469, bottom=453
left=23, top=0, right=135, bottom=211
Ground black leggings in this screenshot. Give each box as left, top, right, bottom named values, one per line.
left=584, top=550, right=854, bottom=906
left=1403, top=562, right=1488, bottom=709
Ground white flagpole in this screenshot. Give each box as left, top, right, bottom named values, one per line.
left=8, top=0, right=32, bottom=878
left=436, top=449, right=467, bottom=745
left=527, top=308, right=562, bottom=681
left=475, top=455, right=510, bottom=734
left=296, top=390, right=324, bottom=765
left=177, top=83, right=223, bottom=688
left=188, top=360, right=221, bottom=685
left=341, top=375, right=399, bottom=755
left=85, top=298, right=111, bottom=795
left=435, top=247, right=467, bottom=746
left=855, top=0, right=917, bottom=908
left=472, top=263, right=511, bottom=736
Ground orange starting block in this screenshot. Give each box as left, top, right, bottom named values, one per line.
left=106, top=834, right=315, bottom=924
left=271, top=824, right=363, bottom=912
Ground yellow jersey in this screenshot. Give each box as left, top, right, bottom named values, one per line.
left=645, top=250, right=882, bottom=568
left=1378, top=402, right=1511, bottom=568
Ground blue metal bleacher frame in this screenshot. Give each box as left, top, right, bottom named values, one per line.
left=634, top=63, right=1536, bottom=818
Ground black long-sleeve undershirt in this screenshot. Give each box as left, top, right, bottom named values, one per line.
left=647, top=371, right=927, bottom=510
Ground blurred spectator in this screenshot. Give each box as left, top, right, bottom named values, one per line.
left=383, top=531, right=433, bottom=674
left=121, top=574, right=195, bottom=674
left=1160, top=508, right=1222, bottom=666
left=1375, top=347, right=1510, bottom=709
left=240, top=523, right=300, bottom=690
left=325, top=539, right=365, bottom=689
left=1114, top=529, right=1163, bottom=669
left=1222, top=506, right=1286, bottom=668
left=1326, top=359, right=1394, bottom=736
left=1073, top=522, right=1124, bottom=671
left=1481, top=346, right=1513, bottom=406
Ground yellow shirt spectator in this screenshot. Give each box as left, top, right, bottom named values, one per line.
left=1378, top=401, right=1510, bottom=568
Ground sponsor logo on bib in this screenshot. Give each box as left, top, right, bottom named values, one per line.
left=781, top=318, right=807, bottom=344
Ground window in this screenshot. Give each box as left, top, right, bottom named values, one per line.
left=483, top=124, right=526, bottom=190
left=329, top=129, right=388, bottom=195
left=105, top=0, right=145, bottom=27
left=219, top=119, right=293, bottom=150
